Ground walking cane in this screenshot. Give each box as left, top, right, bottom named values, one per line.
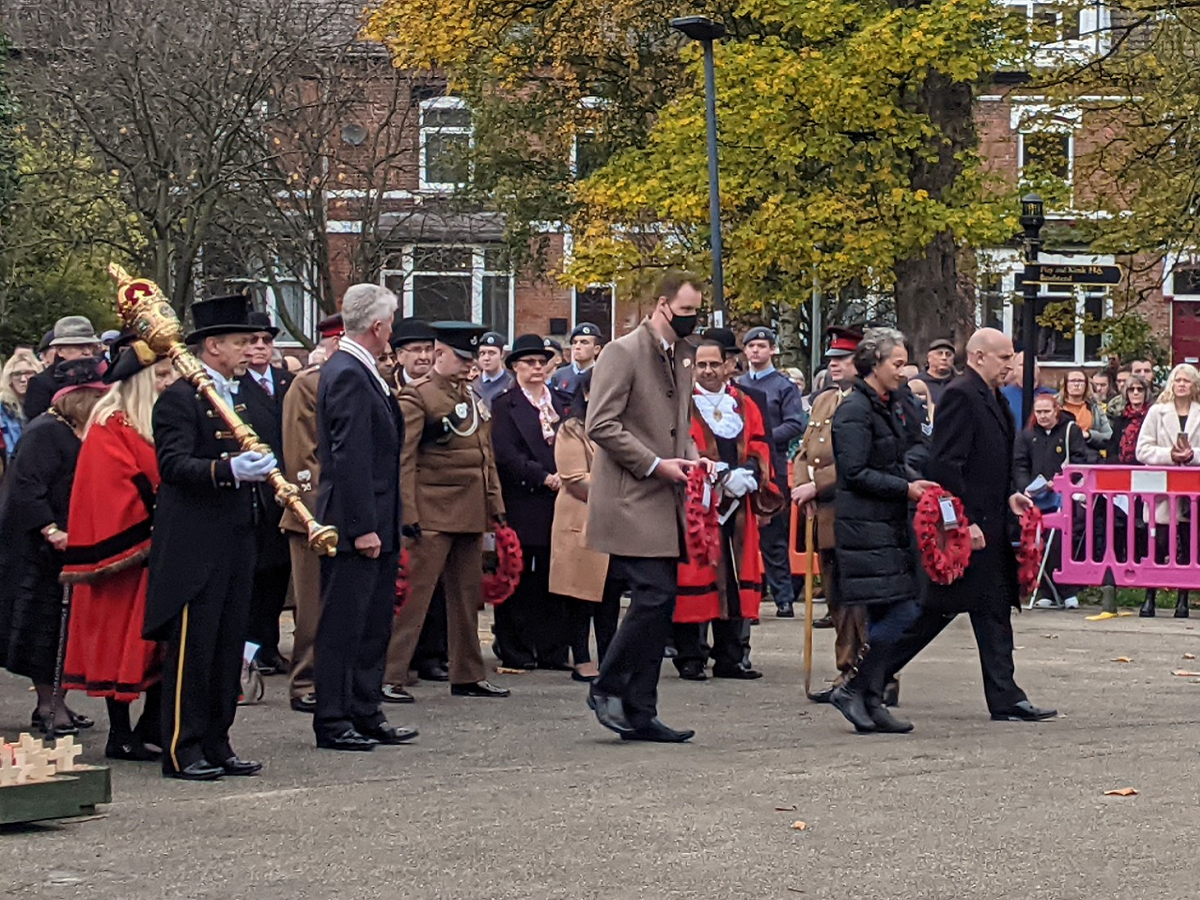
left=51, top=582, right=72, bottom=728
left=803, top=514, right=816, bottom=698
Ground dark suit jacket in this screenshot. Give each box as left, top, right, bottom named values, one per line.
left=145, top=378, right=255, bottom=639
left=490, top=385, right=568, bottom=548
left=22, top=369, right=57, bottom=421
left=316, top=350, right=403, bottom=554
left=238, top=366, right=294, bottom=568
left=924, top=366, right=1019, bottom=614
left=738, top=381, right=787, bottom=496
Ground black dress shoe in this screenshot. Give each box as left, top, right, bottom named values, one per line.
left=776, top=602, right=795, bottom=618
left=105, top=738, right=160, bottom=762
left=587, top=687, right=633, bottom=734
left=67, top=709, right=95, bottom=729
left=677, top=661, right=707, bottom=681
left=571, top=670, right=597, bottom=683
left=866, top=698, right=913, bottom=734
left=217, top=756, right=263, bottom=776
left=991, top=700, right=1058, bottom=722
left=165, top=760, right=224, bottom=781
left=290, top=693, right=317, bottom=714
left=620, top=718, right=695, bottom=743
left=808, top=687, right=834, bottom=704
left=254, top=650, right=289, bottom=675
left=450, top=680, right=510, bottom=697
left=357, top=723, right=419, bottom=745
left=417, top=664, right=450, bottom=682
left=712, top=666, right=763, bottom=680
left=1140, top=591, right=1157, bottom=617
left=316, top=728, right=377, bottom=751
left=381, top=684, right=415, bottom=703
left=831, top=684, right=876, bottom=733
left=812, top=614, right=834, bottom=629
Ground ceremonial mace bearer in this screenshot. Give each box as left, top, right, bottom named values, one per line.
left=109, top=265, right=337, bottom=781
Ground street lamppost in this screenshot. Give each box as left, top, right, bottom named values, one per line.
left=670, top=15, right=727, bottom=327
left=1019, top=193, right=1045, bottom=423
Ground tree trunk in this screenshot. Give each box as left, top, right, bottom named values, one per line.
left=893, top=66, right=977, bottom=357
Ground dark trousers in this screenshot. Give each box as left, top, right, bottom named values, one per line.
left=758, top=511, right=795, bottom=608
left=593, top=556, right=676, bottom=729
left=672, top=617, right=746, bottom=672
left=160, top=540, right=254, bottom=774
left=247, top=560, right=290, bottom=657
left=412, top=584, right=449, bottom=674
left=493, top=547, right=568, bottom=668
left=879, top=604, right=1028, bottom=713
left=567, top=574, right=623, bottom=666
left=313, top=549, right=398, bottom=741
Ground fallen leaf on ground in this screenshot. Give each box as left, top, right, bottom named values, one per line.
left=790, top=821, right=808, bottom=831
left=1172, top=670, right=1200, bottom=677
left=1112, top=657, right=1134, bottom=663
left=495, top=667, right=529, bottom=675
left=1103, top=788, right=1138, bottom=797
left=1183, top=653, right=1196, bottom=660
left=775, top=805, right=797, bottom=812
left=1042, top=634, right=1060, bottom=639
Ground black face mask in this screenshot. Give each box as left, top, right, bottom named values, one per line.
left=667, top=309, right=698, bottom=339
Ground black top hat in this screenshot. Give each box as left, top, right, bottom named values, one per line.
left=247, top=311, right=280, bottom=338
left=507, top=333, right=555, bottom=368
left=431, top=321, right=486, bottom=360
left=391, top=317, right=437, bottom=349
left=569, top=322, right=603, bottom=341
left=743, top=325, right=777, bottom=346
left=479, top=331, right=505, bottom=349
left=186, top=294, right=256, bottom=344
left=103, top=340, right=163, bottom=384
left=700, top=327, right=739, bottom=356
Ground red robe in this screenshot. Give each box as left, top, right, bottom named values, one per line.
left=62, top=413, right=163, bottom=701
left=675, top=385, right=783, bottom=623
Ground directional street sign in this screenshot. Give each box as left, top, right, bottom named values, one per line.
left=1021, top=263, right=1122, bottom=286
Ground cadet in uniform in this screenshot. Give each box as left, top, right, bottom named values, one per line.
left=146, top=295, right=272, bottom=780
left=473, top=331, right=514, bottom=408
left=385, top=321, right=510, bottom=701
left=551, top=322, right=603, bottom=396
left=281, top=313, right=343, bottom=714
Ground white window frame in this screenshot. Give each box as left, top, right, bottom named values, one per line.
left=381, top=244, right=514, bottom=341
left=418, top=96, right=472, bottom=192
left=1164, top=251, right=1200, bottom=302
left=975, top=249, right=1114, bottom=366
left=1006, top=1, right=1111, bottom=62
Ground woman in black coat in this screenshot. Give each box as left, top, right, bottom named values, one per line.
left=489, top=334, right=570, bottom=670
left=829, top=328, right=936, bottom=734
left=0, top=358, right=108, bottom=737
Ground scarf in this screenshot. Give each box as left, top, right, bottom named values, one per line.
left=1118, top=403, right=1148, bottom=464
left=522, top=386, right=560, bottom=443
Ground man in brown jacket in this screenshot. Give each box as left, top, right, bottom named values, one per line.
left=384, top=321, right=509, bottom=701
left=585, top=272, right=710, bottom=743
left=281, top=314, right=343, bottom=714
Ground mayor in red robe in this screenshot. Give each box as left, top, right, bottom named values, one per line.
left=61, top=341, right=176, bottom=761
left=673, top=331, right=783, bottom=680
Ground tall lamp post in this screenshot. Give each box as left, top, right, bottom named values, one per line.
left=1019, top=193, right=1045, bottom=424
left=670, top=15, right=727, bottom=327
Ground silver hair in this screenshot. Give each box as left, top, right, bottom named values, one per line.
left=853, top=326, right=908, bottom=377
left=341, top=284, right=398, bottom=335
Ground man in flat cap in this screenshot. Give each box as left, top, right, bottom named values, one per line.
left=386, top=321, right=510, bottom=701
left=24, top=316, right=102, bottom=420
left=473, top=331, right=514, bottom=409
left=912, top=337, right=957, bottom=406
left=552, top=322, right=604, bottom=396
left=737, top=326, right=806, bottom=617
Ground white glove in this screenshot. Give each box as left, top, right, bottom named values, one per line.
left=722, top=467, right=758, bottom=499
left=230, top=450, right=277, bottom=483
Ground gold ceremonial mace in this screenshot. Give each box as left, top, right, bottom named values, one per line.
left=109, top=264, right=339, bottom=557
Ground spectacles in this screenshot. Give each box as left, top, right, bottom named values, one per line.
left=12, top=371, right=36, bottom=380
left=249, top=335, right=274, bottom=345
left=1128, top=387, right=1145, bottom=394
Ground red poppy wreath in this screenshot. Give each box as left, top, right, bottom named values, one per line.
left=1016, top=507, right=1045, bottom=598
left=482, top=525, right=525, bottom=605
left=685, top=465, right=722, bottom=568
left=913, top=487, right=972, bottom=585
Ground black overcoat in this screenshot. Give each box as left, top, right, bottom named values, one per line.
left=144, top=379, right=256, bottom=639
left=924, top=367, right=1020, bottom=615
left=831, top=379, right=918, bottom=606
left=238, top=366, right=294, bottom=569
left=315, top=350, right=403, bottom=554
left=490, top=385, right=568, bottom=549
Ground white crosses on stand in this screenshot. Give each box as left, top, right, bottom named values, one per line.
left=0, top=733, right=84, bottom=787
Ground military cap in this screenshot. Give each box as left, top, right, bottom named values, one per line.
left=825, top=326, right=863, bottom=358
left=431, top=320, right=486, bottom=360
left=569, top=322, right=603, bottom=341
left=479, top=331, right=506, bottom=349
left=743, top=325, right=777, bottom=346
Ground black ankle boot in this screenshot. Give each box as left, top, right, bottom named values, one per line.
left=831, top=681, right=875, bottom=733
left=1140, top=590, right=1157, bottom=618
left=866, top=696, right=913, bottom=733
left=1176, top=590, right=1190, bottom=619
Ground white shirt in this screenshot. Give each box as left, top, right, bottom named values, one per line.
left=339, top=336, right=392, bottom=397
left=202, top=363, right=240, bottom=408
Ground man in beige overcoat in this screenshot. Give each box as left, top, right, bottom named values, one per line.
left=585, top=272, right=710, bottom=743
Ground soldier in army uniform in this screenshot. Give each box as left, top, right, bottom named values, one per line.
left=385, top=321, right=510, bottom=701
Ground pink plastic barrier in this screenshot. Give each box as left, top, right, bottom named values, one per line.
left=1043, top=465, right=1200, bottom=590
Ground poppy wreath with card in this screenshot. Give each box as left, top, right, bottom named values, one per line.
left=913, top=487, right=972, bottom=585
left=1016, top=507, right=1046, bottom=598
left=394, top=547, right=411, bottom=615
left=684, top=465, right=722, bottom=567
left=482, top=526, right=524, bottom=605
